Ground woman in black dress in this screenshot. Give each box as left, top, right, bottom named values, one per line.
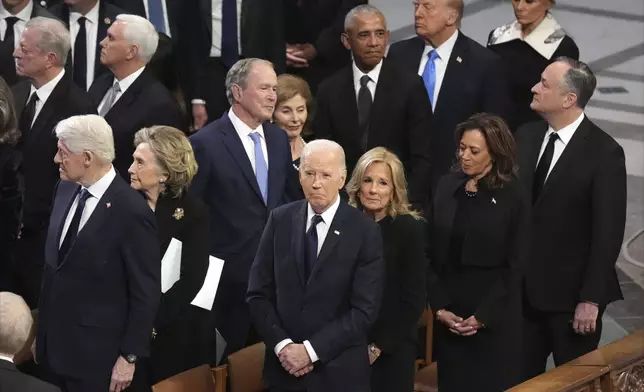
left=273, top=74, right=312, bottom=171
left=128, top=126, right=211, bottom=389
left=429, top=114, right=530, bottom=391
left=346, top=147, right=428, bottom=392
left=488, top=0, right=579, bottom=130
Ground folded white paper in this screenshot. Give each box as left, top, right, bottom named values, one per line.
left=161, top=238, right=182, bottom=293
left=191, top=256, right=225, bottom=311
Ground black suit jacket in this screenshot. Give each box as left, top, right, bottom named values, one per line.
left=387, top=32, right=512, bottom=190
left=313, top=58, right=433, bottom=205
left=0, top=359, right=60, bottom=392
left=247, top=199, right=384, bottom=391
left=88, top=70, right=185, bottom=178
left=37, top=174, right=160, bottom=381
left=515, top=117, right=626, bottom=311
left=12, top=72, right=96, bottom=232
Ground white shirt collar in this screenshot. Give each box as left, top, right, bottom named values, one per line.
left=546, top=112, right=585, bottom=145
left=307, top=193, right=341, bottom=226
left=70, top=0, right=100, bottom=24
left=83, top=165, right=116, bottom=199
left=114, top=65, right=145, bottom=93
left=228, top=107, right=265, bottom=140
left=352, top=59, right=383, bottom=89
left=488, top=14, right=565, bottom=59
left=30, top=69, right=65, bottom=104
left=0, top=1, right=33, bottom=21
left=0, top=354, right=14, bottom=363
left=423, top=29, right=459, bottom=62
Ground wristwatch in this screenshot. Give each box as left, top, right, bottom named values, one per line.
left=123, top=353, right=138, bottom=364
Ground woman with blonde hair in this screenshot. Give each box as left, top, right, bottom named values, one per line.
left=128, top=125, right=211, bottom=388
left=346, top=147, right=429, bottom=392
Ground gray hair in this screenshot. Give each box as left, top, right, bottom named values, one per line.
left=115, top=14, right=158, bottom=64
left=555, top=56, right=597, bottom=109
left=0, top=292, right=33, bottom=356
left=225, top=58, right=274, bottom=105
left=344, top=4, right=387, bottom=32
left=24, top=17, right=71, bottom=67
left=55, top=114, right=115, bottom=163
left=300, top=139, right=347, bottom=174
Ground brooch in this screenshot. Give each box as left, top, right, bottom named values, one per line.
left=104, top=17, right=111, bottom=25
left=172, top=208, right=184, bottom=220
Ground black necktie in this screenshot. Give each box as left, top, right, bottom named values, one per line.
left=19, top=93, right=39, bottom=137
left=4, top=16, right=19, bottom=53
left=221, top=0, right=238, bottom=67
left=533, top=132, right=559, bottom=203
left=59, top=188, right=92, bottom=263
left=357, top=75, right=372, bottom=150
left=73, top=17, right=88, bottom=90
left=305, top=214, right=323, bottom=281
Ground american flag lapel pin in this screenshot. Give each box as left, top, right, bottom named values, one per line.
left=106, top=202, right=111, bottom=208
left=491, top=198, right=497, bottom=204
left=334, top=230, right=340, bottom=235
left=456, top=56, right=463, bottom=63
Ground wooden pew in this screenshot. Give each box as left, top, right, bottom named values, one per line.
left=212, top=342, right=267, bottom=392
left=414, top=308, right=438, bottom=392
left=508, top=364, right=610, bottom=392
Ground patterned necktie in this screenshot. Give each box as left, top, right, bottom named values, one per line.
left=305, top=214, right=323, bottom=281
left=249, top=132, right=268, bottom=204
left=59, top=188, right=92, bottom=263
left=99, top=82, right=121, bottom=117
left=422, top=49, right=440, bottom=107
left=533, top=132, right=560, bottom=203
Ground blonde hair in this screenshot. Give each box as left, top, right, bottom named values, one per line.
left=133, top=126, right=197, bottom=198
left=346, top=147, right=421, bottom=219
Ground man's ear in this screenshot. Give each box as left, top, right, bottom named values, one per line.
left=341, top=33, right=351, bottom=51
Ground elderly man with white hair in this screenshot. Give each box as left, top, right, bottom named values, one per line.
left=89, top=13, right=184, bottom=180
left=0, top=292, right=60, bottom=392
left=36, top=114, right=160, bottom=392
left=247, top=139, right=385, bottom=392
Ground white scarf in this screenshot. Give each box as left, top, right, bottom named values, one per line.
left=488, top=14, right=566, bottom=60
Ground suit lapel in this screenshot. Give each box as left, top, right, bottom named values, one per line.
left=435, top=174, right=467, bottom=268
left=47, top=183, right=79, bottom=268
left=29, top=74, right=69, bottom=143
left=434, top=32, right=467, bottom=116
left=309, top=200, right=347, bottom=282
left=89, top=74, right=112, bottom=106
left=337, top=68, right=360, bottom=142
left=395, top=36, right=424, bottom=72
left=105, top=71, right=149, bottom=120
left=291, top=201, right=307, bottom=288
left=13, top=82, right=29, bottom=117
left=369, top=60, right=395, bottom=145
left=264, top=126, right=282, bottom=208
left=155, top=193, right=179, bottom=253
left=519, top=123, right=548, bottom=193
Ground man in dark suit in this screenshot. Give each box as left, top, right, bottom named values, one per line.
left=48, top=0, right=125, bottom=91
left=0, top=0, right=56, bottom=85
left=37, top=114, right=160, bottom=392
left=89, top=14, right=184, bottom=179
left=0, top=292, right=60, bottom=392
left=387, top=0, right=511, bottom=191
left=247, top=139, right=384, bottom=391
left=11, top=17, right=95, bottom=308
left=313, top=5, right=433, bottom=208
left=190, top=58, right=301, bottom=358
left=516, top=57, right=627, bottom=380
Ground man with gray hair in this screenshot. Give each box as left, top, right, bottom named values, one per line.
left=0, top=292, right=60, bottom=392
left=516, top=57, right=627, bottom=381
left=37, top=114, right=160, bottom=391
left=11, top=16, right=95, bottom=309
left=190, top=58, right=302, bottom=357
left=247, top=139, right=384, bottom=391
left=89, top=13, right=184, bottom=180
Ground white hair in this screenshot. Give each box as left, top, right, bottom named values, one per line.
left=300, top=139, right=347, bottom=173
left=225, top=58, right=274, bottom=104
left=0, top=292, right=33, bottom=356
left=25, top=17, right=71, bottom=67
left=344, top=4, right=387, bottom=32
left=115, top=14, right=158, bottom=64
left=55, top=115, right=115, bottom=163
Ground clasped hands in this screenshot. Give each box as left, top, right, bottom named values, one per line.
left=437, top=309, right=484, bottom=336
left=286, top=44, right=317, bottom=68
left=278, top=343, right=314, bottom=377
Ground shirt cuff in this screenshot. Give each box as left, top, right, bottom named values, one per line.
left=191, top=99, right=206, bottom=105
left=303, top=340, right=318, bottom=363
left=274, top=338, right=293, bottom=356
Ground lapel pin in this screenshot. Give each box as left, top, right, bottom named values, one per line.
left=104, top=17, right=111, bottom=25
left=334, top=230, right=340, bottom=235
left=492, top=198, right=497, bottom=204
left=173, top=207, right=185, bottom=220
left=106, top=202, right=111, bottom=208
left=456, top=56, right=463, bottom=63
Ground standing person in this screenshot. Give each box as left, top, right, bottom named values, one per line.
left=37, top=114, right=160, bottom=392
left=387, top=0, right=511, bottom=191
left=517, top=57, right=626, bottom=380
left=190, top=58, right=301, bottom=357
left=488, top=0, right=579, bottom=130
left=346, top=147, right=428, bottom=392
left=430, top=113, right=530, bottom=391
left=247, top=139, right=385, bottom=392
left=274, top=73, right=312, bottom=170
left=11, top=17, right=95, bottom=308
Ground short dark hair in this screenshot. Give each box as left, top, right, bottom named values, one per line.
left=0, top=77, right=19, bottom=145
left=555, top=56, right=597, bottom=109
left=453, top=113, right=518, bottom=188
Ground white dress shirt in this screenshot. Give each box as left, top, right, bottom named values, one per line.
left=59, top=166, right=116, bottom=247
left=69, top=1, right=100, bottom=90
left=352, top=59, right=382, bottom=102
left=537, top=112, right=585, bottom=180
left=417, top=29, right=459, bottom=110
left=273, top=196, right=342, bottom=363
left=97, top=66, right=146, bottom=115
left=0, top=354, right=13, bottom=363
left=228, top=108, right=269, bottom=172
left=209, top=0, right=242, bottom=58
left=28, top=69, right=66, bottom=127
left=0, top=1, right=33, bottom=48
left=142, top=0, right=171, bottom=37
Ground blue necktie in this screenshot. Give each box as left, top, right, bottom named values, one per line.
left=147, top=0, right=167, bottom=35
left=221, top=0, right=239, bottom=67
left=422, top=50, right=440, bottom=107
left=249, top=132, right=268, bottom=204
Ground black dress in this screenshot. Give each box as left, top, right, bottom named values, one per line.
left=429, top=174, right=531, bottom=392
left=0, top=144, right=21, bottom=292
left=369, top=214, right=428, bottom=392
